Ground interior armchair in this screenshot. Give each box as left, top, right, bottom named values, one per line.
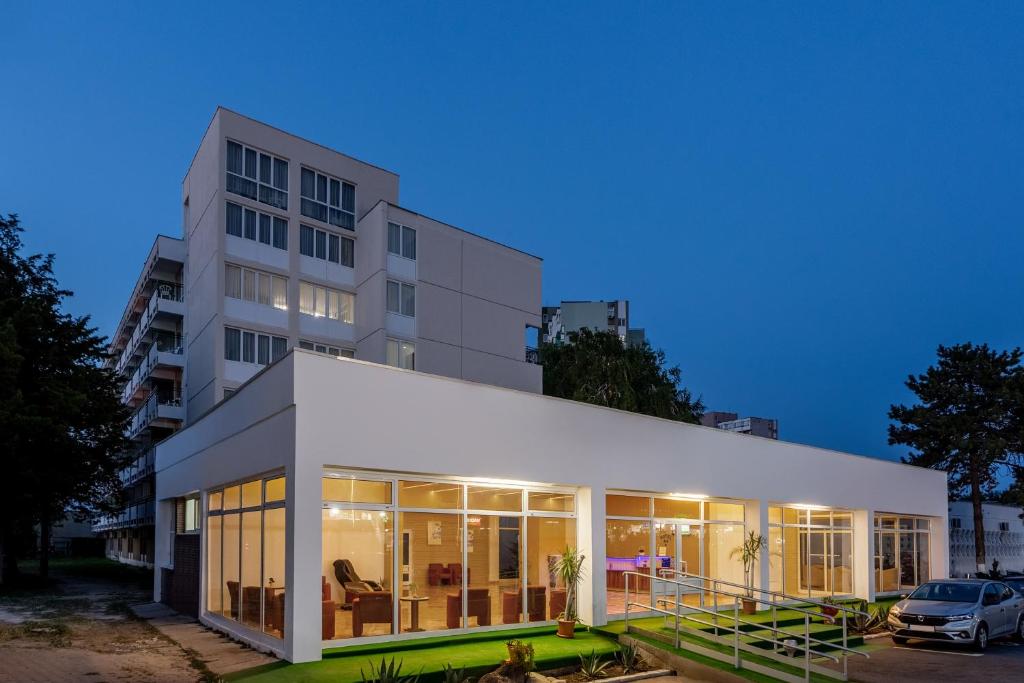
left=333, top=559, right=384, bottom=608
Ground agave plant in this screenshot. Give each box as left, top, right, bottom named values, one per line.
left=847, top=600, right=890, bottom=634
left=578, top=649, right=611, bottom=680
left=360, top=657, right=420, bottom=683
left=614, top=641, right=644, bottom=673
left=441, top=663, right=474, bottom=683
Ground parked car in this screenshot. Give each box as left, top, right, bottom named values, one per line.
left=888, top=579, right=1024, bottom=650
left=1006, top=577, right=1024, bottom=595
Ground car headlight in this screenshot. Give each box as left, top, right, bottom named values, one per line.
left=946, top=614, right=976, bottom=622
left=889, top=606, right=902, bottom=617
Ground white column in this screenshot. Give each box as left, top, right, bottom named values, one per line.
left=152, top=499, right=175, bottom=602
left=931, top=514, right=949, bottom=581
left=578, top=487, right=606, bottom=626
left=854, top=509, right=873, bottom=601
left=746, top=500, right=769, bottom=605
left=285, top=455, right=322, bottom=663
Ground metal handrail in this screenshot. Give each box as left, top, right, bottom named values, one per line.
left=658, top=568, right=870, bottom=618
left=623, top=570, right=868, bottom=683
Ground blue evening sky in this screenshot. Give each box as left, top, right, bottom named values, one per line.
left=3, top=2, right=1022, bottom=464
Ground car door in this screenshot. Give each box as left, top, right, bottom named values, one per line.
left=981, top=583, right=1005, bottom=634
left=1000, top=583, right=1021, bottom=634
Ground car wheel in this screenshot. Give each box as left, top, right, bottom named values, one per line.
left=974, top=623, right=989, bottom=651
left=1016, top=616, right=1024, bottom=642
left=891, top=635, right=908, bottom=645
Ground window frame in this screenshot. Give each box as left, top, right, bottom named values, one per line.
left=300, top=167, right=356, bottom=230
left=225, top=263, right=288, bottom=311
left=386, top=338, right=416, bottom=370
left=224, top=326, right=289, bottom=366
left=386, top=280, right=415, bottom=317
left=299, top=224, right=354, bottom=267
left=387, top=222, right=417, bottom=260
left=298, top=282, right=354, bottom=324
left=225, top=201, right=288, bottom=251
left=226, top=140, right=288, bottom=211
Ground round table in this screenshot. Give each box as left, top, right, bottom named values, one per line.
left=400, top=596, right=429, bottom=632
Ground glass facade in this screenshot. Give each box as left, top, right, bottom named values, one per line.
left=205, top=475, right=287, bottom=639
left=768, top=507, right=853, bottom=599
left=605, top=493, right=746, bottom=616
left=321, top=472, right=576, bottom=640
left=874, top=514, right=931, bottom=593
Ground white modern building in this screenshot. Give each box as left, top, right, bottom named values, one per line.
left=948, top=502, right=1024, bottom=576
left=153, top=350, right=948, bottom=663
left=541, top=300, right=644, bottom=347
left=98, top=108, right=543, bottom=568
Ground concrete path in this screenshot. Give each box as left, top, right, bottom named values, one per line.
left=131, top=602, right=276, bottom=677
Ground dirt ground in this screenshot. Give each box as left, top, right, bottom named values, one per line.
left=0, top=560, right=208, bottom=683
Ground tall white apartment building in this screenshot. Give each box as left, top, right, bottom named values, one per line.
left=99, top=108, right=543, bottom=567
left=541, top=299, right=645, bottom=347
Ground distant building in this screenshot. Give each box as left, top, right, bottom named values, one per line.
left=541, top=299, right=645, bottom=347
left=701, top=411, right=779, bottom=439
left=948, top=502, right=1024, bottom=576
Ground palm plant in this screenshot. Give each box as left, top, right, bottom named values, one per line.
left=730, top=531, right=768, bottom=611
left=360, top=657, right=420, bottom=683
left=553, top=545, right=586, bottom=635
left=578, top=649, right=611, bottom=679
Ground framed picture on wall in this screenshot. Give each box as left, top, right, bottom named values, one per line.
left=428, top=520, right=442, bottom=545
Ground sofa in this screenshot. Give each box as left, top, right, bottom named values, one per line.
left=446, top=588, right=490, bottom=629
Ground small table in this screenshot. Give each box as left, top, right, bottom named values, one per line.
left=400, top=596, right=429, bottom=632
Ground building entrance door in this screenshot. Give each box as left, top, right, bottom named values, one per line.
left=653, top=522, right=703, bottom=609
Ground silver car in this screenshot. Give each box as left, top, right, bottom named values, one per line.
left=888, top=579, right=1024, bottom=650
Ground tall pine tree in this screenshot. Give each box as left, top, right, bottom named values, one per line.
left=889, top=343, right=1024, bottom=569
left=0, top=214, right=129, bottom=583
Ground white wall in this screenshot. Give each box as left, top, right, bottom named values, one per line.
left=157, top=350, right=949, bottom=663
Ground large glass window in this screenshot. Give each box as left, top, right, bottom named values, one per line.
left=386, top=339, right=415, bottom=370
left=299, top=282, right=354, bottom=323
left=205, top=475, right=287, bottom=639
left=875, top=515, right=930, bottom=593
left=226, top=264, right=287, bottom=310
left=605, top=493, right=747, bottom=616
left=299, top=224, right=354, bottom=267
left=225, top=201, right=287, bottom=250
left=300, top=168, right=355, bottom=230
left=768, top=506, right=855, bottom=599
left=321, top=474, right=576, bottom=640
left=386, top=280, right=415, bottom=317
left=387, top=222, right=416, bottom=260
left=224, top=326, right=288, bottom=366
left=227, top=141, right=288, bottom=210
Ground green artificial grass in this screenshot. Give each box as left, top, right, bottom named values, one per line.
left=227, top=627, right=619, bottom=683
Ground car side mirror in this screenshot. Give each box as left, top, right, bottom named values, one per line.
left=899, top=594, right=908, bottom=600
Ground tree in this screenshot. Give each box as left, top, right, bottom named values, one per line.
left=540, top=328, right=703, bottom=423
left=0, top=214, right=129, bottom=583
left=889, top=343, right=1024, bottom=568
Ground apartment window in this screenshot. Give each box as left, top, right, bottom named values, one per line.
left=299, top=340, right=355, bottom=358
left=226, top=202, right=288, bottom=251
left=299, top=282, right=354, bottom=323
left=299, top=225, right=354, bottom=267
left=183, top=498, right=200, bottom=533
left=226, top=140, right=288, bottom=210
left=300, top=167, right=355, bottom=230
left=999, top=521, right=1010, bottom=532
left=949, top=517, right=962, bottom=529
left=387, top=222, right=416, bottom=260
left=225, top=264, right=287, bottom=310
left=386, top=280, right=415, bottom=317
left=224, top=326, right=288, bottom=366
left=386, top=339, right=415, bottom=370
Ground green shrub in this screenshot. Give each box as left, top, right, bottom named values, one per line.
left=360, top=657, right=420, bottom=683
left=614, top=641, right=643, bottom=673
left=578, top=649, right=611, bottom=680
left=440, top=663, right=474, bottom=683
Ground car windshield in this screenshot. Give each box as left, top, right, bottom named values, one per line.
left=908, top=582, right=982, bottom=603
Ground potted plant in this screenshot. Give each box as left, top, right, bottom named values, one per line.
left=553, top=545, right=586, bottom=638
left=730, top=531, right=768, bottom=614
left=820, top=596, right=839, bottom=623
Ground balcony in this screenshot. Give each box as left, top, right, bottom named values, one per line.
left=525, top=346, right=540, bottom=364
left=127, top=392, right=184, bottom=440
left=119, top=449, right=155, bottom=487
left=92, top=499, right=155, bottom=532
left=121, top=334, right=185, bottom=403
left=115, top=282, right=184, bottom=376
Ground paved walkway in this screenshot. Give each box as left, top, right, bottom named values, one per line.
left=131, top=603, right=275, bottom=677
